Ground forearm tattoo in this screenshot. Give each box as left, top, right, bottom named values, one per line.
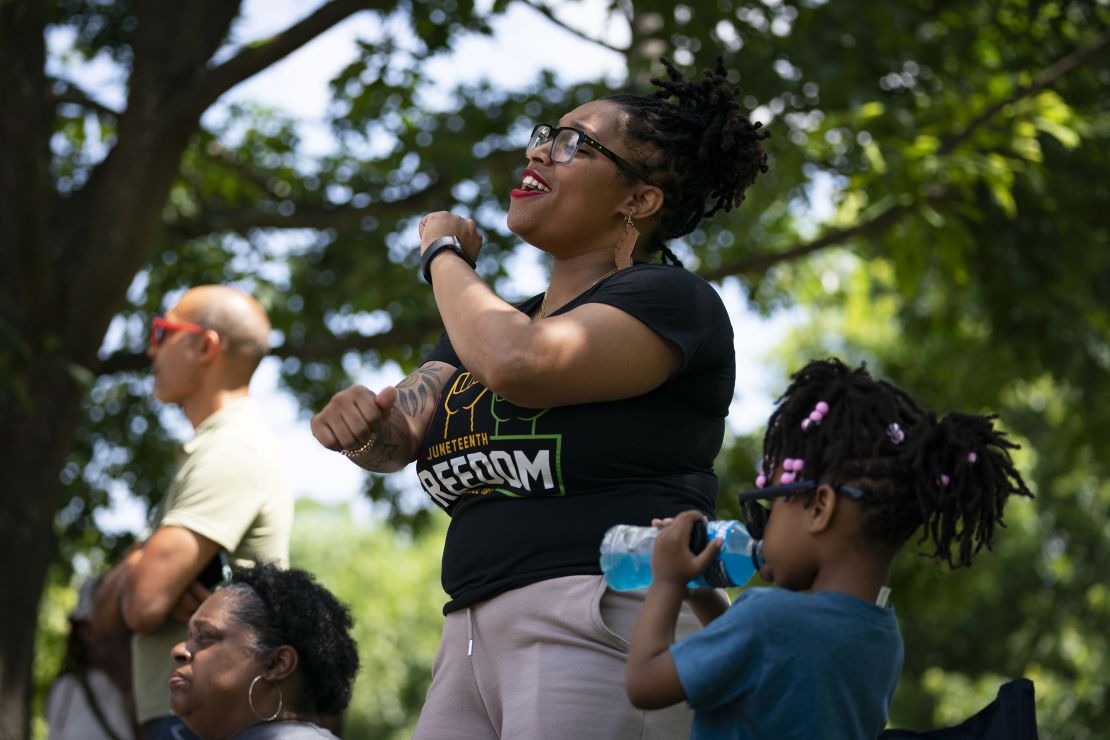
left=349, top=414, right=406, bottom=470
left=395, top=365, right=443, bottom=417
left=349, top=364, right=448, bottom=472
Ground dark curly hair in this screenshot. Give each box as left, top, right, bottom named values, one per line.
left=758, top=359, right=1034, bottom=568
left=222, top=564, right=359, bottom=716
left=606, top=56, right=770, bottom=266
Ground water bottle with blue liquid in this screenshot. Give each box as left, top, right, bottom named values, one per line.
left=599, top=519, right=759, bottom=591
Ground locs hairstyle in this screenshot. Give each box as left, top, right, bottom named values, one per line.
left=606, top=56, right=770, bottom=266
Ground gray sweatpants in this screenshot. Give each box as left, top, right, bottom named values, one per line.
left=412, top=575, right=699, bottom=739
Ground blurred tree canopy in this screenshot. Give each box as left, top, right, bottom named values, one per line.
left=3, top=0, right=1108, bottom=737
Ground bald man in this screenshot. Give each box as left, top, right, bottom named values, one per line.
left=91, top=285, right=293, bottom=740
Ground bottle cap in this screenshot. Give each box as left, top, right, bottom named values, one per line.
left=688, top=519, right=709, bottom=555
left=689, top=520, right=734, bottom=588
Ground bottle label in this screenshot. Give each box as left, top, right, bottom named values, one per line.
left=599, top=522, right=757, bottom=591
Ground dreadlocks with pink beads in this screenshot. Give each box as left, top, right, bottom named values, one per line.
left=752, top=358, right=1033, bottom=568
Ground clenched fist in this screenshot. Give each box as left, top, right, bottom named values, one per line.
left=418, top=211, right=483, bottom=262
left=311, top=385, right=397, bottom=452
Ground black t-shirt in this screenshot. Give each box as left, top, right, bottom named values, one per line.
left=418, top=264, right=736, bottom=613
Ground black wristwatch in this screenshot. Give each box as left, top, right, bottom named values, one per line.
left=420, top=235, right=476, bottom=284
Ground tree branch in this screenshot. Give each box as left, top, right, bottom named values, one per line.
left=168, top=147, right=522, bottom=239
left=95, top=318, right=438, bottom=375
left=707, top=29, right=1110, bottom=283
left=699, top=200, right=919, bottom=282
left=519, top=0, right=627, bottom=54
left=48, top=77, right=121, bottom=118
left=196, top=141, right=283, bottom=199
left=192, top=0, right=379, bottom=110
left=277, top=321, right=436, bottom=362
left=939, top=25, right=1110, bottom=156
left=169, top=177, right=446, bottom=238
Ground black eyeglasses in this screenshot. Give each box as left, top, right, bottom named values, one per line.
left=527, top=124, right=653, bottom=184
left=737, top=480, right=866, bottom=541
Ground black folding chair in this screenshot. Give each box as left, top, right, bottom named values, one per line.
left=879, top=678, right=1038, bottom=740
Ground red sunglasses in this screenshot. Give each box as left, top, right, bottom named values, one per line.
left=150, top=316, right=205, bottom=348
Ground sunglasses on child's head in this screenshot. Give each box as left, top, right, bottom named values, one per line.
left=737, top=480, right=866, bottom=541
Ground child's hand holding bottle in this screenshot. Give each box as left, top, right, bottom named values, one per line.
left=650, top=511, right=724, bottom=589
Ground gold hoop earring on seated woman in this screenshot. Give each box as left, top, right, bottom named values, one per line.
left=249, top=675, right=283, bottom=722
left=614, top=211, right=639, bottom=270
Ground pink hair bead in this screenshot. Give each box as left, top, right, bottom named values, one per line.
left=780, top=471, right=796, bottom=484
left=801, top=418, right=811, bottom=431
left=809, top=410, right=823, bottom=422
left=815, top=401, right=829, bottom=414
left=940, top=474, right=951, bottom=487
left=967, top=452, right=978, bottom=463
left=756, top=474, right=766, bottom=488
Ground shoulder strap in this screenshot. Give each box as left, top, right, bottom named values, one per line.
left=75, top=669, right=125, bottom=740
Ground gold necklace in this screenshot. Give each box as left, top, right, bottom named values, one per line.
left=539, top=268, right=619, bottom=319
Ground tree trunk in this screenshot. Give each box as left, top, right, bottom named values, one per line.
left=0, top=1, right=238, bottom=734
left=0, top=386, right=83, bottom=740
left=0, top=1, right=374, bottom=733
left=0, top=2, right=55, bottom=733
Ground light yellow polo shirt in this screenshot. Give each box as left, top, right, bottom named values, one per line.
left=132, top=397, right=293, bottom=724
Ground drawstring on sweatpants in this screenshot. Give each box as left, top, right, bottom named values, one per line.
left=466, top=607, right=474, bottom=657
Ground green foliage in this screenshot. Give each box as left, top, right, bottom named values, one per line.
left=289, top=500, right=447, bottom=739
left=31, top=571, right=79, bottom=740
left=764, top=122, right=1110, bottom=730
left=49, top=0, right=137, bottom=65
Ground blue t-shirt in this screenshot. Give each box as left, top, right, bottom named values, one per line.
left=671, top=587, right=903, bottom=740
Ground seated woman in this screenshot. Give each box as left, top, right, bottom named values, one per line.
left=168, top=564, right=359, bottom=740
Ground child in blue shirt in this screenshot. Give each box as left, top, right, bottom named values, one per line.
left=626, top=358, right=1033, bottom=739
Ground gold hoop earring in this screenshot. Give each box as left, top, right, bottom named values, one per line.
left=614, top=211, right=639, bottom=270
left=248, top=675, right=283, bottom=722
